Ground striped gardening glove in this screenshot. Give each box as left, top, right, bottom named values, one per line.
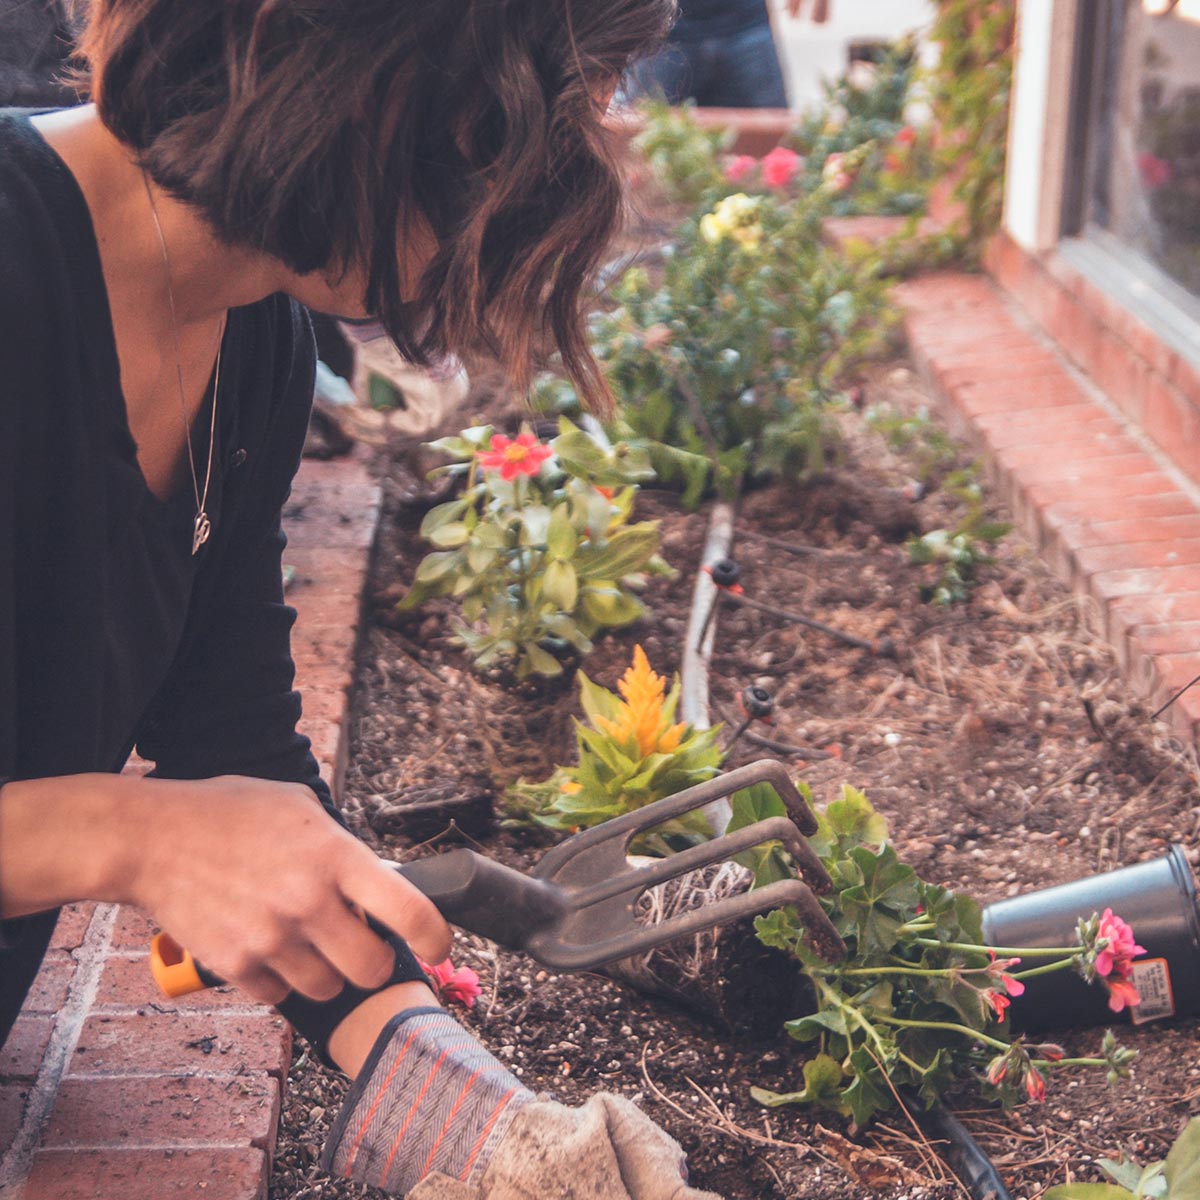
left=322, top=1008, right=725, bottom=1200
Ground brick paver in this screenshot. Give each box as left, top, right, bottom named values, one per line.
left=0, top=455, right=381, bottom=1199
left=899, top=270, right=1200, bottom=744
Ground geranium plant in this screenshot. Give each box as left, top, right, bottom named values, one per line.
left=399, top=421, right=671, bottom=678
left=736, top=784, right=1138, bottom=1126
left=589, top=182, right=895, bottom=504
left=504, top=645, right=723, bottom=840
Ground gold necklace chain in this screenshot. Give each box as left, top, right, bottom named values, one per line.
left=141, top=171, right=223, bottom=555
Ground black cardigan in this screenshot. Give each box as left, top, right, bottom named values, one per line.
left=0, top=110, right=333, bottom=1038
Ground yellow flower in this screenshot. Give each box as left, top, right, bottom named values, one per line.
left=700, top=193, right=764, bottom=252
left=595, top=645, right=686, bottom=759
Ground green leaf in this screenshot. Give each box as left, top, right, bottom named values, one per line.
left=547, top=505, right=578, bottom=559
left=574, top=524, right=661, bottom=580
left=522, top=643, right=564, bottom=677
left=842, top=1046, right=893, bottom=1126
left=750, top=1054, right=848, bottom=1114
left=543, top=560, right=579, bottom=610
left=420, top=500, right=470, bottom=538
left=579, top=586, right=645, bottom=628
left=414, top=551, right=462, bottom=584
left=784, top=1008, right=849, bottom=1042
left=1164, top=1119, right=1200, bottom=1200
left=1042, top=1187, right=1136, bottom=1200
left=429, top=522, right=470, bottom=548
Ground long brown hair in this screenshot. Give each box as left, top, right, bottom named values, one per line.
left=78, top=0, right=676, bottom=410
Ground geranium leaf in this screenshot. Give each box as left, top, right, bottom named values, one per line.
left=785, top=1008, right=849, bottom=1042
left=1164, top=1119, right=1200, bottom=1200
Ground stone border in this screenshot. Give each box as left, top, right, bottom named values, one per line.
left=0, top=455, right=381, bottom=1200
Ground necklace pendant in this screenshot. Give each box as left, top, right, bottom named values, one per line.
left=192, top=511, right=212, bottom=556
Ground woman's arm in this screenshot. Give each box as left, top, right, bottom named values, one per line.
left=0, top=771, right=451, bottom=1005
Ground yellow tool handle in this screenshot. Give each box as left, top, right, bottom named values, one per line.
left=149, top=932, right=212, bottom=997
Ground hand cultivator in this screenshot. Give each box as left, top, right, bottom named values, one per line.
left=150, top=759, right=845, bottom=995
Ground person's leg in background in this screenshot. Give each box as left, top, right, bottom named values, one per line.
left=696, top=22, right=788, bottom=109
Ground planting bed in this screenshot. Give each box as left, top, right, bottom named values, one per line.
left=270, top=361, right=1200, bottom=1200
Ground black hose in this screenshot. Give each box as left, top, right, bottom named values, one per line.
left=906, top=1096, right=1013, bottom=1200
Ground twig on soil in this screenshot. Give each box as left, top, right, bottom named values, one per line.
left=1151, top=671, right=1200, bottom=722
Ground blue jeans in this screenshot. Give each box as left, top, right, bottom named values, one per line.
left=626, top=23, right=788, bottom=109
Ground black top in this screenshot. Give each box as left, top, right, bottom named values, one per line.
left=673, top=0, right=771, bottom=41
left=0, top=111, right=334, bottom=937
left=0, top=2, right=79, bottom=107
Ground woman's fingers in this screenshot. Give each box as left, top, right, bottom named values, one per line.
left=338, top=848, right=452, bottom=967
left=309, top=902, right=400, bottom=993
left=233, top=964, right=293, bottom=1007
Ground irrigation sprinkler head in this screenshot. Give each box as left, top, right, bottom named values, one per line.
left=709, top=558, right=742, bottom=589
left=740, top=685, right=775, bottom=721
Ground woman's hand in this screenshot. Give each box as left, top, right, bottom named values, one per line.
left=0, top=772, right=451, bottom=1006
left=126, top=774, right=452, bottom=1005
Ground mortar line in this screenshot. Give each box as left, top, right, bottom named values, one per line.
left=0, top=904, right=119, bottom=1199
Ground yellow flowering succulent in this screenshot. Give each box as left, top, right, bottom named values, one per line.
left=502, top=645, right=722, bottom=834
left=699, top=192, right=764, bottom=252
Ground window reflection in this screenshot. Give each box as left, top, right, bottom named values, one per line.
left=1092, top=1, right=1200, bottom=296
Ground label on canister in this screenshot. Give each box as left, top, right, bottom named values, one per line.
left=1130, top=958, right=1175, bottom=1024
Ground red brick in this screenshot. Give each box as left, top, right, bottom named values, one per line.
left=0, top=1083, right=30, bottom=1147
left=1142, top=652, right=1200, bottom=716
left=1074, top=538, right=1200, bottom=577
left=291, top=623, right=358, bottom=692
left=975, top=406, right=1119, bottom=450
left=43, top=1074, right=280, bottom=1154
left=297, top=716, right=346, bottom=773
left=997, top=436, right=1145, bottom=476
left=1087, top=330, right=1151, bottom=425
left=109, top=906, right=162, bottom=949
left=24, top=1147, right=268, bottom=1200
left=289, top=587, right=363, bottom=631
left=1025, top=472, right=1178, bottom=511
left=953, top=378, right=1086, bottom=418
left=895, top=273, right=997, bottom=314
left=1091, top=564, right=1200, bottom=608
left=1142, top=375, right=1200, bottom=485
left=24, top=951, right=76, bottom=1013
left=52, top=903, right=96, bottom=951
left=93, top=954, right=253, bottom=1013
left=1127, top=622, right=1200, bottom=660
left=283, top=501, right=379, bottom=551
left=1109, top=592, right=1200, bottom=655
left=280, top=547, right=368, bottom=597
left=0, top=1016, right=53, bottom=1080
left=1057, top=514, right=1200, bottom=549
left=297, top=685, right=350, bottom=727
left=1006, top=452, right=1159, bottom=487
left=69, top=1012, right=290, bottom=1078
left=1042, top=491, right=1198, bottom=532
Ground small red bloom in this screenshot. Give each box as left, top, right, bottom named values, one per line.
left=1024, top=1067, right=1046, bottom=1103
left=477, top=433, right=554, bottom=481
left=761, top=146, right=802, bottom=190
left=725, top=154, right=758, bottom=184
left=895, top=125, right=918, bottom=147
left=983, top=989, right=1012, bottom=1020
left=1104, top=976, right=1142, bottom=1014
left=420, top=958, right=483, bottom=1009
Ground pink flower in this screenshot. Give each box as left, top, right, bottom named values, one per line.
left=986, top=951, right=1025, bottom=997
left=724, top=155, right=758, bottom=184
left=1024, top=1067, right=1046, bottom=1103
left=1138, top=151, right=1173, bottom=190
left=822, top=152, right=854, bottom=194
left=895, top=126, right=918, bottom=148
left=761, top=146, right=802, bottom=190
left=983, top=989, right=1012, bottom=1020
left=1095, top=909, right=1146, bottom=980
left=1104, top=976, right=1142, bottom=1014
left=421, top=958, right=484, bottom=1009
left=477, top=433, right=554, bottom=481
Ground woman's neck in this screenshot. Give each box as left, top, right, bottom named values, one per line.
left=31, top=105, right=282, bottom=333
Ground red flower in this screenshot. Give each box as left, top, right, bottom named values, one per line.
left=1095, top=909, right=1145, bottom=980
left=761, top=146, right=802, bottom=190
left=1024, top=1067, right=1046, bottom=1103
left=985, top=1054, right=1008, bottom=1085
left=1104, top=976, right=1142, bottom=1014
left=895, top=126, right=918, bottom=148
left=725, top=154, right=758, bottom=184
left=983, top=989, right=1012, bottom=1020
left=986, top=951, right=1025, bottom=997
left=477, top=433, right=554, bottom=481
left=1137, top=151, right=1173, bottom=190
left=420, top=958, right=483, bottom=1009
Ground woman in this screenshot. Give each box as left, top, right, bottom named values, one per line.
left=0, top=2, right=721, bottom=1195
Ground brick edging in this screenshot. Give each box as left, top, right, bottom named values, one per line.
left=896, top=271, right=1200, bottom=746
left=0, top=455, right=382, bottom=1200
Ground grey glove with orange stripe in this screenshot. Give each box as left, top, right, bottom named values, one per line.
left=322, top=1008, right=724, bottom=1200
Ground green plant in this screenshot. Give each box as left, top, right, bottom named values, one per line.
left=906, top=468, right=1010, bottom=605
left=1044, top=1118, right=1200, bottom=1200
left=631, top=99, right=731, bottom=207
left=736, top=785, right=1137, bottom=1127
left=926, top=0, right=1016, bottom=257
left=590, top=184, right=895, bottom=504
left=399, top=421, right=671, bottom=679
left=865, top=401, right=958, bottom=484
left=503, top=645, right=723, bottom=838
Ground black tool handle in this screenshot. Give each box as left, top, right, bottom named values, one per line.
left=912, top=1099, right=1013, bottom=1200
left=395, top=849, right=565, bottom=950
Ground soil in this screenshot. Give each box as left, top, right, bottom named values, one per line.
left=269, top=359, right=1200, bottom=1200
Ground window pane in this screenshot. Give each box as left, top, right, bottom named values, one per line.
left=1090, top=0, right=1200, bottom=298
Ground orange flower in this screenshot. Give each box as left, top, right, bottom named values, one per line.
left=595, top=645, right=685, bottom=759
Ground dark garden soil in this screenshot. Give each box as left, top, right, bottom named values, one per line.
left=270, top=359, right=1200, bottom=1200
